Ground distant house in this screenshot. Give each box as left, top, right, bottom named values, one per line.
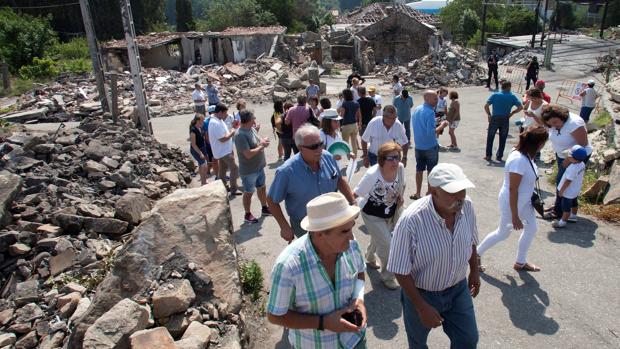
left=102, top=26, right=287, bottom=71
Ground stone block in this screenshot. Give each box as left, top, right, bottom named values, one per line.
left=0, top=172, right=23, bottom=227
left=129, top=327, right=176, bottom=349
left=83, top=298, right=150, bottom=349
left=153, top=279, right=196, bottom=319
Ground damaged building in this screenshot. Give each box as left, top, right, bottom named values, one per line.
left=330, top=3, right=442, bottom=74
left=102, top=26, right=287, bottom=71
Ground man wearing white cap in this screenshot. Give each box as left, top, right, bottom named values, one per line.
left=267, top=192, right=368, bottom=349
left=387, top=163, right=480, bottom=349
left=578, top=79, right=598, bottom=123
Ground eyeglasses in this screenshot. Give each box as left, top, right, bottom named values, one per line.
left=301, top=141, right=324, bottom=150
left=382, top=155, right=401, bottom=162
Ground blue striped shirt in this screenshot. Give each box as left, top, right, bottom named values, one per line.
left=386, top=195, right=479, bottom=291
left=267, top=234, right=366, bottom=348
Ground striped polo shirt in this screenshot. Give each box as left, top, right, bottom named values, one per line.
left=386, top=195, right=479, bottom=292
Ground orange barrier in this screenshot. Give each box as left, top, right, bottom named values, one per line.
left=555, top=79, right=602, bottom=114
left=498, top=65, right=526, bottom=94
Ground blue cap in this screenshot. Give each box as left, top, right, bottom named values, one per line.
left=207, top=105, right=216, bottom=113
left=571, top=145, right=587, bottom=161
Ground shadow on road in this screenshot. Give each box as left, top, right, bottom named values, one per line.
left=481, top=272, right=559, bottom=336
left=233, top=218, right=266, bottom=245
left=365, top=271, right=403, bottom=340
left=546, top=217, right=597, bottom=248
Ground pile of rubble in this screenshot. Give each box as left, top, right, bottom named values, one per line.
left=377, top=44, right=486, bottom=89
left=0, top=117, right=252, bottom=348
left=498, top=48, right=544, bottom=66
left=1, top=56, right=319, bottom=124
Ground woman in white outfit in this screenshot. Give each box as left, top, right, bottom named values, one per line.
left=354, top=142, right=405, bottom=290
left=477, top=127, right=549, bottom=272
left=319, top=109, right=355, bottom=165
left=521, top=88, right=547, bottom=131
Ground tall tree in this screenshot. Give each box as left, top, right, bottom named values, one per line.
left=176, top=0, right=195, bottom=31
left=196, top=0, right=277, bottom=32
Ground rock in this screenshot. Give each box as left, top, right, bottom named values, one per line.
left=15, top=303, right=44, bottom=323
left=101, top=157, right=120, bottom=169
left=70, top=183, right=241, bottom=345
left=603, top=162, right=620, bottom=205
left=84, top=160, right=109, bottom=175
left=9, top=243, right=31, bottom=256
left=160, top=171, right=181, bottom=185
left=1, top=107, right=48, bottom=122
left=603, top=149, right=620, bottom=162
left=164, top=313, right=190, bottom=338
left=70, top=297, right=91, bottom=322
left=583, top=176, right=609, bottom=202
left=61, top=282, right=87, bottom=295
left=55, top=135, right=79, bottom=146
left=49, top=248, right=76, bottom=275
left=54, top=213, right=84, bottom=234
left=57, top=292, right=82, bottom=318
left=0, top=332, right=17, bottom=346
left=153, top=279, right=196, bottom=319
left=14, top=280, right=40, bottom=306
left=85, top=140, right=121, bottom=161
left=129, top=327, right=176, bottom=349
left=14, top=330, right=38, bottom=349
left=83, top=217, right=129, bottom=235
left=0, top=172, right=23, bottom=227
left=217, top=325, right=242, bottom=349
left=115, top=193, right=151, bottom=225
left=0, top=308, right=14, bottom=326
left=99, top=180, right=117, bottom=191
left=175, top=337, right=204, bottom=349
left=39, top=331, right=65, bottom=349
left=37, top=224, right=61, bottom=235
left=180, top=321, right=213, bottom=349
left=83, top=298, right=150, bottom=349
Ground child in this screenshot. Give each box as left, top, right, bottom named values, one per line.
left=446, top=90, right=461, bottom=151
left=553, top=145, right=588, bottom=228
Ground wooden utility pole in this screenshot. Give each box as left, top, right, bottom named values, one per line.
left=480, top=3, right=488, bottom=47
left=531, top=0, right=541, bottom=48
left=119, top=0, right=152, bottom=134
left=540, top=0, right=550, bottom=47
left=600, top=0, right=609, bottom=39
left=78, top=0, right=110, bottom=113
left=1, top=62, right=9, bottom=91
left=109, top=73, right=119, bottom=124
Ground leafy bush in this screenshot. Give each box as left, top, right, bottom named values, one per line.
left=58, top=58, right=92, bottom=74
left=196, top=0, right=277, bottom=31
left=240, top=260, right=264, bottom=301
left=503, top=6, right=537, bottom=36
left=0, top=8, right=57, bottom=72
left=47, top=38, right=89, bottom=60
left=18, top=57, right=58, bottom=80
left=458, top=9, right=481, bottom=44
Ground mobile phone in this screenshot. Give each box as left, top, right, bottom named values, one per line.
left=341, top=309, right=362, bottom=327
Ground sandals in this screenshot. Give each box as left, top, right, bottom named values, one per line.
left=409, top=194, right=421, bottom=200
left=477, top=254, right=486, bottom=273
left=513, top=262, right=541, bottom=272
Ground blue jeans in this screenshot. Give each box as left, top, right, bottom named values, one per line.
left=240, top=169, right=266, bottom=193
left=579, top=106, right=594, bottom=123
left=402, top=119, right=411, bottom=143
left=368, top=152, right=378, bottom=166
left=401, top=279, right=478, bottom=349
left=415, top=146, right=439, bottom=172
left=486, top=115, right=509, bottom=159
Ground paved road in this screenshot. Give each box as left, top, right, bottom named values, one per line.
left=29, top=70, right=619, bottom=348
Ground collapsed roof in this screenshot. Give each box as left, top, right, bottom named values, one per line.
left=337, top=3, right=440, bottom=28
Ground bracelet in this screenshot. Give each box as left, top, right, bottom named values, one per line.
left=353, top=279, right=365, bottom=301
left=318, top=314, right=324, bottom=331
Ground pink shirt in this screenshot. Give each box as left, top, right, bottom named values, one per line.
left=286, top=105, right=311, bottom=136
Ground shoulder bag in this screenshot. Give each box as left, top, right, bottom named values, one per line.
left=527, top=155, right=545, bottom=217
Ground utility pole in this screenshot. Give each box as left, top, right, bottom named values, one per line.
left=79, top=0, right=110, bottom=113
left=531, top=0, right=541, bottom=49
left=119, top=0, right=152, bottom=134
left=480, top=2, right=488, bottom=47
left=600, top=0, right=609, bottom=39
left=540, top=0, right=549, bottom=48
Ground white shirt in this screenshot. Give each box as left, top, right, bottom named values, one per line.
left=436, top=96, right=447, bottom=113
left=523, top=100, right=547, bottom=127
left=549, top=113, right=592, bottom=158
left=336, top=99, right=344, bottom=109
left=582, top=87, right=597, bottom=108
left=361, top=116, right=408, bottom=155
left=351, top=86, right=360, bottom=102
left=319, top=130, right=343, bottom=150
left=192, top=90, right=205, bottom=106
left=558, top=162, right=585, bottom=199
left=208, top=117, right=233, bottom=159
left=354, top=163, right=403, bottom=215
left=373, top=94, right=383, bottom=116
left=224, top=114, right=235, bottom=130
left=499, top=151, right=538, bottom=208
left=392, top=82, right=403, bottom=96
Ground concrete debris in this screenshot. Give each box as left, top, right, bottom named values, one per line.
left=498, top=48, right=544, bottom=67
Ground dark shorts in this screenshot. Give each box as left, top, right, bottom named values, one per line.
left=560, top=197, right=578, bottom=213
left=190, top=146, right=209, bottom=166
left=194, top=104, right=206, bottom=114
left=204, top=142, right=214, bottom=162
left=415, top=146, right=439, bottom=172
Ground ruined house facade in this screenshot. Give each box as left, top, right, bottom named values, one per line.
left=331, top=3, right=441, bottom=74
left=102, top=26, right=286, bottom=71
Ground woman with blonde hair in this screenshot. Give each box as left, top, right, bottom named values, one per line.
left=354, top=141, right=406, bottom=289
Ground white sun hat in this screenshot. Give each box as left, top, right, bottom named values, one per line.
left=300, top=192, right=360, bottom=232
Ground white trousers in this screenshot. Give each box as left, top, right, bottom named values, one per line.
left=477, top=201, right=538, bottom=265
left=361, top=212, right=396, bottom=282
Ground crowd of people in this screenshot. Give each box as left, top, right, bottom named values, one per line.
left=187, top=73, right=594, bottom=348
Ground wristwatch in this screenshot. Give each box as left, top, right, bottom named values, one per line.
left=318, top=314, right=324, bottom=331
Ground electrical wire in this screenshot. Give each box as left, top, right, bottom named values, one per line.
left=3, top=2, right=79, bottom=9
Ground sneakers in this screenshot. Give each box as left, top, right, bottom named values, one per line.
left=552, top=219, right=567, bottom=228
left=382, top=278, right=400, bottom=290
left=261, top=206, right=272, bottom=217
left=568, top=213, right=577, bottom=222
left=244, top=213, right=259, bottom=224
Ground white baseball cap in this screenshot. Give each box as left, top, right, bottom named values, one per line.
left=428, top=163, right=475, bottom=193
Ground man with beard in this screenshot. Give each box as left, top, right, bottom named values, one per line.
left=387, top=163, right=481, bottom=349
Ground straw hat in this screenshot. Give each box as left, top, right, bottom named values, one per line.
left=300, top=192, right=360, bottom=232
left=321, top=108, right=342, bottom=120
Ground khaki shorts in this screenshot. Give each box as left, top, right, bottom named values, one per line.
left=449, top=121, right=460, bottom=129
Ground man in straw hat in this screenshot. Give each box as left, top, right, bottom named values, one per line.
left=267, top=192, right=368, bottom=348
left=387, top=163, right=481, bottom=349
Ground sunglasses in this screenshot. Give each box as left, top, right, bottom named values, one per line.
left=301, top=141, right=324, bottom=150
left=382, top=155, right=401, bottom=162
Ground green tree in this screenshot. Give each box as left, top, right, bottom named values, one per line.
left=503, top=5, right=536, bottom=36
left=552, top=2, right=576, bottom=30
left=176, top=0, right=195, bottom=31
left=339, top=0, right=361, bottom=12
left=0, top=8, right=57, bottom=71
left=257, top=0, right=295, bottom=27
left=196, top=0, right=277, bottom=31
left=457, top=8, right=480, bottom=44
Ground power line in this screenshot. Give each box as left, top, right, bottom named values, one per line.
left=2, top=2, right=79, bottom=9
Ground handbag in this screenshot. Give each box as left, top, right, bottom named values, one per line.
left=527, top=155, right=545, bottom=217
left=389, top=164, right=406, bottom=226
left=308, top=108, right=320, bottom=127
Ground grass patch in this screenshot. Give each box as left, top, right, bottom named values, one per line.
left=577, top=167, right=620, bottom=223
left=592, top=111, right=612, bottom=129
left=240, top=260, right=264, bottom=301
left=0, top=78, right=36, bottom=97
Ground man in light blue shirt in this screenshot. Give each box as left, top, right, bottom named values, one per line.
left=393, top=89, right=414, bottom=144
left=204, top=79, right=220, bottom=105
left=267, top=124, right=355, bottom=242
left=411, top=91, right=448, bottom=200
left=483, top=81, right=523, bottom=161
